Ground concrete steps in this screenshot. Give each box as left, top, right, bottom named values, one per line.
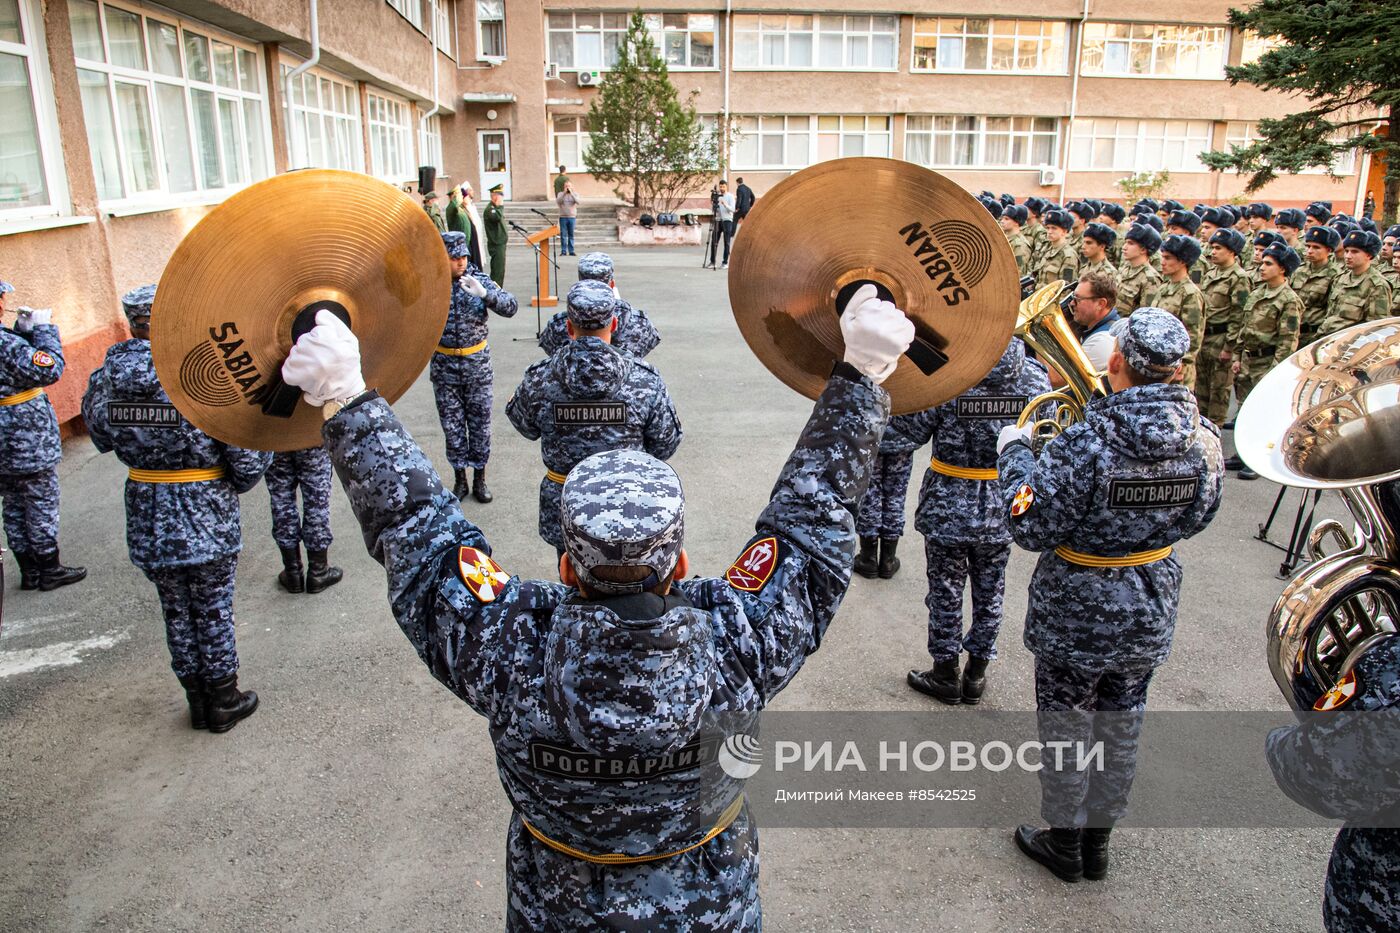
left=498, top=200, right=621, bottom=245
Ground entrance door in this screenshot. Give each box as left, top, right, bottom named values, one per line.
left=478, top=130, right=511, bottom=200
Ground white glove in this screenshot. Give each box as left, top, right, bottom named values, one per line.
left=462, top=275, right=488, bottom=299
left=14, top=307, right=48, bottom=332
left=281, top=310, right=367, bottom=407
left=997, top=423, right=1034, bottom=455
left=839, top=284, right=915, bottom=385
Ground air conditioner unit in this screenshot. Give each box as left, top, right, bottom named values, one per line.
left=576, top=70, right=601, bottom=87
left=1038, top=166, right=1065, bottom=186
left=545, top=62, right=560, bottom=81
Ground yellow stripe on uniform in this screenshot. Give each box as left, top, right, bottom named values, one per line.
left=545, top=469, right=568, bottom=484
left=0, top=387, right=44, bottom=407
left=436, top=340, right=487, bottom=357
left=929, top=456, right=998, bottom=481
left=1054, top=545, right=1173, bottom=568
left=521, top=796, right=745, bottom=865
left=128, top=466, right=228, bottom=484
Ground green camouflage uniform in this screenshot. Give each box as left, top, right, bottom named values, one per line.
left=1195, top=260, right=1252, bottom=424
left=425, top=201, right=447, bottom=234
left=1238, top=232, right=1255, bottom=268
left=1115, top=262, right=1162, bottom=317
left=1291, top=257, right=1339, bottom=345
left=1027, top=223, right=1049, bottom=269
left=1379, top=262, right=1400, bottom=307
left=1145, top=276, right=1205, bottom=392
left=1232, top=281, right=1302, bottom=403
left=1081, top=258, right=1119, bottom=286
left=1070, top=228, right=1085, bottom=259
left=1319, top=266, right=1394, bottom=337
left=1007, top=231, right=1033, bottom=276
left=1034, top=240, right=1081, bottom=289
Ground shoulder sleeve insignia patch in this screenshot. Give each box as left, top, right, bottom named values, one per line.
left=457, top=546, right=511, bottom=603
left=726, top=536, right=780, bottom=592
left=31, top=350, right=55, bottom=368
left=1313, top=669, right=1359, bottom=711
left=1011, top=484, right=1035, bottom=517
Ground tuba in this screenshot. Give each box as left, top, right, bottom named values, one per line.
left=1014, top=282, right=1111, bottom=450
left=1236, top=318, right=1400, bottom=711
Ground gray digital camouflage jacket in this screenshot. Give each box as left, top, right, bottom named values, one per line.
left=0, top=322, right=64, bottom=475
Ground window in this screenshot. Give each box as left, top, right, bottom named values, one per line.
left=1, top=0, right=66, bottom=219
left=547, top=11, right=628, bottom=71
left=905, top=115, right=1058, bottom=168
left=733, top=14, right=898, bottom=70
left=1081, top=23, right=1227, bottom=79
left=281, top=62, right=363, bottom=172
left=70, top=0, right=270, bottom=205
left=418, top=110, right=442, bottom=171
left=911, top=18, right=1066, bottom=73
left=1224, top=121, right=1358, bottom=174
left=1069, top=118, right=1213, bottom=172
left=816, top=114, right=890, bottom=160
left=642, top=13, right=715, bottom=69
left=551, top=115, right=591, bottom=171
left=367, top=90, right=413, bottom=181
left=387, top=0, right=424, bottom=31
left=434, top=0, right=453, bottom=56
left=732, top=115, right=811, bottom=168
left=477, top=0, right=504, bottom=58
left=1238, top=31, right=1280, bottom=65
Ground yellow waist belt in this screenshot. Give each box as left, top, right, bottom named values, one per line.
left=545, top=469, right=568, bottom=484
left=128, top=466, right=228, bottom=484
left=0, top=387, right=44, bottom=407
left=1055, top=545, right=1173, bottom=568
left=929, top=456, right=998, bottom=481
left=522, top=796, right=745, bottom=866
left=436, top=339, right=487, bottom=357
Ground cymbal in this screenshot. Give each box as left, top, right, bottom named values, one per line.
left=152, top=169, right=449, bottom=451
left=728, top=158, right=1019, bottom=415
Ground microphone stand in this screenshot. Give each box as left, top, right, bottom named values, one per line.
left=530, top=207, right=559, bottom=271
left=510, top=220, right=559, bottom=341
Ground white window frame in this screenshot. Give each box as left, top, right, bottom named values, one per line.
left=280, top=58, right=364, bottom=173
left=418, top=109, right=443, bottom=171
left=731, top=114, right=812, bottom=169
left=1080, top=22, right=1228, bottom=80
left=732, top=13, right=899, bottom=72
left=904, top=115, right=1060, bottom=169
left=434, top=0, right=454, bottom=57
left=366, top=88, right=415, bottom=182
left=550, top=115, right=591, bottom=172
left=642, top=12, right=717, bottom=70
left=1224, top=121, right=1358, bottom=175
left=1069, top=118, right=1214, bottom=173
left=71, top=0, right=273, bottom=210
left=1237, top=30, right=1280, bottom=66
left=815, top=114, right=891, bottom=161
left=546, top=11, right=629, bottom=72
left=476, top=0, right=504, bottom=60
left=910, top=17, right=1068, bottom=75
left=1, top=0, right=69, bottom=222
left=387, top=0, right=425, bottom=32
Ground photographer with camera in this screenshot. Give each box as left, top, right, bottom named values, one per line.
left=708, top=180, right=736, bottom=270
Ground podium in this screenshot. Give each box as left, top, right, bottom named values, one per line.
left=528, top=225, right=559, bottom=308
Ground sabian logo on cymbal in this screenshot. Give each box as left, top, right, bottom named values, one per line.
left=898, top=220, right=994, bottom=307
left=180, top=322, right=272, bottom=408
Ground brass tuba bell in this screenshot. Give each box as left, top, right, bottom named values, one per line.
left=1013, top=282, right=1111, bottom=450
left=1236, top=318, right=1400, bottom=711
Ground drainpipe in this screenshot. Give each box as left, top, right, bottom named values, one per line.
left=1353, top=120, right=1383, bottom=214
left=723, top=0, right=732, bottom=169
left=283, top=0, right=320, bottom=119
left=1061, top=0, right=1090, bottom=202
left=420, top=0, right=443, bottom=157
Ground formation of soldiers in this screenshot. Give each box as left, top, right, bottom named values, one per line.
left=3, top=187, right=1398, bottom=932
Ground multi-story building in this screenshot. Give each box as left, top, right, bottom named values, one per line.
left=1, top=0, right=1384, bottom=429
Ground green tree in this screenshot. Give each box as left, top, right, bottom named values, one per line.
left=583, top=11, right=721, bottom=211
left=1114, top=170, right=1173, bottom=203
left=1199, top=0, right=1399, bottom=224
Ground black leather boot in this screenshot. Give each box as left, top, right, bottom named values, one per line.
left=1223, top=454, right=1245, bottom=470
left=452, top=468, right=470, bottom=501
left=1082, top=827, right=1112, bottom=880
left=1014, top=825, right=1083, bottom=883
left=177, top=675, right=209, bottom=730
left=206, top=673, right=258, bottom=733
left=907, top=658, right=962, bottom=705
left=277, top=545, right=304, bottom=594
left=853, top=537, right=879, bottom=579
left=305, top=548, right=343, bottom=594
left=961, top=655, right=990, bottom=705
left=878, top=537, right=901, bottom=578
left=14, top=551, right=39, bottom=591
left=473, top=467, right=493, bottom=503
left=35, top=550, right=86, bottom=591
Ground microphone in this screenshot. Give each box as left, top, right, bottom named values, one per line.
left=509, top=221, right=530, bottom=235
left=530, top=208, right=551, bottom=221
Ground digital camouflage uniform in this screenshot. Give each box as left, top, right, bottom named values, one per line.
left=1267, top=636, right=1400, bottom=933
left=1232, top=281, right=1302, bottom=403
left=1115, top=262, right=1161, bottom=317
left=82, top=338, right=271, bottom=681
left=321, top=365, right=888, bottom=931
left=1007, top=231, right=1033, bottom=276
left=0, top=317, right=66, bottom=558
left=1318, top=267, right=1392, bottom=338
left=887, top=340, right=1050, bottom=663
left=431, top=266, right=519, bottom=470
left=1195, top=260, right=1251, bottom=424
left=539, top=301, right=662, bottom=359
left=1292, top=257, right=1340, bottom=346
left=1145, top=278, right=1205, bottom=392
left=506, top=335, right=683, bottom=551
left=265, top=448, right=334, bottom=551
left=998, top=315, right=1223, bottom=827
left=1034, top=241, right=1081, bottom=289
left=854, top=444, right=914, bottom=541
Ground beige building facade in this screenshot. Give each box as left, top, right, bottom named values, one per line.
left=1, top=0, right=1376, bottom=429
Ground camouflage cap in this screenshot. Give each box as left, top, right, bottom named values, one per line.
left=1276, top=208, right=1306, bottom=229
left=121, top=284, right=157, bottom=321
left=1083, top=221, right=1117, bottom=247
left=1002, top=204, right=1028, bottom=225
left=1124, top=223, right=1163, bottom=255
left=1209, top=228, right=1246, bottom=255
left=1304, top=225, right=1341, bottom=250
left=1167, top=210, right=1201, bottom=235
left=1161, top=234, right=1202, bottom=267
left=577, top=251, right=615, bottom=281
left=441, top=230, right=469, bottom=258
left=1111, top=308, right=1189, bottom=379
left=1342, top=230, right=1381, bottom=257
left=560, top=449, right=685, bottom=596
left=566, top=279, right=618, bottom=330
left=1260, top=243, right=1301, bottom=277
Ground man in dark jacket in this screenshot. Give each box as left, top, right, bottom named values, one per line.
left=538, top=252, right=661, bottom=359
left=734, top=178, right=756, bottom=228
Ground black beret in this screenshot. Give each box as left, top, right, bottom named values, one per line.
left=1161, top=234, right=1202, bottom=267
left=1209, top=228, right=1246, bottom=255
left=1304, top=225, right=1341, bottom=249
left=1260, top=243, right=1301, bottom=277
left=1124, top=223, right=1163, bottom=255
left=1083, top=222, right=1117, bottom=247
left=1167, top=210, right=1201, bottom=234
left=1342, top=230, right=1382, bottom=256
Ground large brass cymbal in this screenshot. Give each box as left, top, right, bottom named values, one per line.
left=152, top=169, right=449, bottom=451
left=728, top=158, right=1019, bottom=414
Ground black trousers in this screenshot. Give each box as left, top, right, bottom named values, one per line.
left=709, top=220, right=734, bottom=264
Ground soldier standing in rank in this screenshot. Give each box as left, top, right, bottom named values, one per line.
left=0, top=279, right=86, bottom=591
left=1165, top=210, right=1203, bottom=281
left=483, top=184, right=509, bottom=287
left=1001, top=205, right=1033, bottom=276
left=1276, top=209, right=1306, bottom=262
left=423, top=190, right=447, bottom=234
left=1229, top=244, right=1303, bottom=481
left=278, top=286, right=913, bottom=930
left=539, top=252, right=661, bottom=359
left=1099, top=202, right=1128, bottom=267
left=1135, top=212, right=1166, bottom=274
left=1293, top=225, right=1342, bottom=346
left=1392, top=242, right=1400, bottom=316
left=852, top=415, right=920, bottom=581
left=82, top=286, right=270, bottom=732
left=996, top=309, right=1223, bottom=883
left=1066, top=202, right=1095, bottom=258
left=1146, top=235, right=1206, bottom=393
left=265, top=447, right=343, bottom=594
left=1034, top=209, right=1080, bottom=288
left=1248, top=231, right=1286, bottom=285
left=506, top=280, right=682, bottom=557
left=1303, top=201, right=1333, bottom=231
left=1189, top=208, right=1226, bottom=282
left=1115, top=224, right=1163, bottom=317
left=1079, top=223, right=1119, bottom=285
left=433, top=230, right=519, bottom=503
left=1024, top=198, right=1050, bottom=269
left=895, top=338, right=1050, bottom=704
left=1196, top=228, right=1252, bottom=429
left=1245, top=202, right=1274, bottom=245
left=1317, top=230, right=1392, bottom=338
left=1379, top=224, right=1400, bottom=295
